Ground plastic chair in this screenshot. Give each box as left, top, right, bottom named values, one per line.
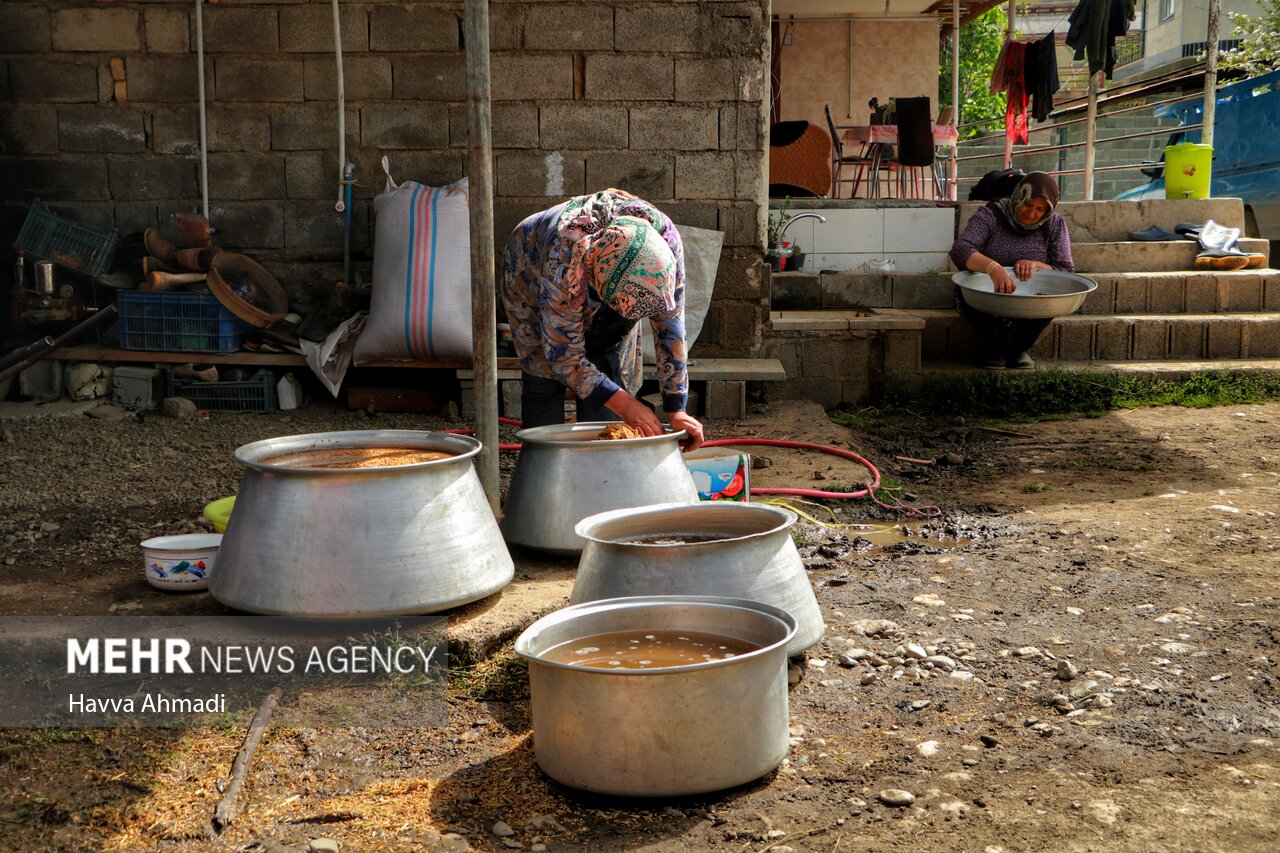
left=894, top=96, right=941, bottom=199
left=824, top=105, right=873, bottom=198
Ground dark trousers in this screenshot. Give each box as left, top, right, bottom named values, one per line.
left=520, top=372, right=620, bottom=429
left=955, top=287, right=1052, bottom=360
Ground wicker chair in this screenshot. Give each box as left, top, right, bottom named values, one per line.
left=768, top=121, right=833, bottom=198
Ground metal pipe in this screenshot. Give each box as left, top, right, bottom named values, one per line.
left=1203, top=0, right=1220, bottom=150
left=195, top=0, right=209, bottom=220
left=954, top=123, right=1203, bottom=161
left=342, top=162, right=354, bottom=284
left=1002, top=0, right=1016, bottom=169
left=0, top=337, right=55, bottom=374
left=0, top=305, right=118, bottom=385
left=1083, top=71, right=1101, bottom=200
left=464, top=0, right=499, bottom=513
left=332, top=0, right=347, bottom=212
left=951, top=0, right=960, bottom=200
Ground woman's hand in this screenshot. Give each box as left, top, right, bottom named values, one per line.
left=990, top=265, right=1018, bottom=293
left=667, top=411, right=705, bottom=453
left=605, top=389, right=664, bottom=436
left=1013, top=259, right=1044, bottom=281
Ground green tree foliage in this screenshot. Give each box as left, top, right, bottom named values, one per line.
left=939, top=7, right=1009, bottom=138
left=1220, top=0, right=1280, bottom=77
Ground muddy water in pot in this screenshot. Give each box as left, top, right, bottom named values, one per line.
left=543, top=629, right=759, bottom=669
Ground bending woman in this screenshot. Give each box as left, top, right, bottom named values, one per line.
left=501, top=188, right=704, bottom=451
left=950, top=171, right=1074, bottom=369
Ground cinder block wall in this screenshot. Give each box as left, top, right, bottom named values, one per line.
left=0, top=1, right=770, bottom=358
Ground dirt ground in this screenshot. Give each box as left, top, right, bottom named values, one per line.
left=0, top=396, right=1277, bottom=852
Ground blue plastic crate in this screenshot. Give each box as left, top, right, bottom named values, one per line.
left=116, top=291, right=250, bottom=354
left=14, top=199, right=122, bottom=278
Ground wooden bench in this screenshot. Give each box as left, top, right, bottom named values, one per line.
left=456, top=357, right=787, bottom=420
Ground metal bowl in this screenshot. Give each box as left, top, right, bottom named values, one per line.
left=516, top=595, right=795, bottom=797
left=572, top=503, right=824, bottom=654
left=500, top=423, right=699, bottom=555
left=209, top=430, right=514, bottom=619
left=952, top=269, right=1098, bottom=319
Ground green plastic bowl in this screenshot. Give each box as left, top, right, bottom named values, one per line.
left=202, top=496, right=236, bottom=533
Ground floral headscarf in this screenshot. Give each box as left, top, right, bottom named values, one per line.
left=992, top=171, right=1060, bottom=235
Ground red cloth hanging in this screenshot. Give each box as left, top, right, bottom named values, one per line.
left=1004, top=41, right=1028, bottom=145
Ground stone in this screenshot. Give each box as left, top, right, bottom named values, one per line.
left=905, top=643, right=927, bottom=659
left=308, top=840, right=340, bottom=853
left=52, top=8, right=140, bottom=52
left=1056, top=659, right=1079, bottom=681
left=492, top=820, right=514, bottom=837
left=878, top=788, right=915, bottom=807
left=162, top=397, right=197, bottom=419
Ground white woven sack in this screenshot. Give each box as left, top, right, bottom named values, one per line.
left=354, top=158, right=472, bottom=363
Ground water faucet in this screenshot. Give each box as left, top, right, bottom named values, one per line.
left=774, top=212, right=826, bottom=251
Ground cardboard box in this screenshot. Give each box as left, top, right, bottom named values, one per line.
left=683, top=448, right=750, bottom=502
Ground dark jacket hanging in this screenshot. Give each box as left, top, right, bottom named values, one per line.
left=1024, top=30, right=1061, bottom=122
left=1066, top=0, right=1136, bottom=79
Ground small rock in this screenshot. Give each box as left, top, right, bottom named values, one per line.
left=917, top=740, right=941, bottom=757
left=1014, top=646, right=1042, bottom=657
left=524, top=815, right=565, bottom=832
left=492, top=821, right=515, bottom=837
left=940, top=452, right=965, bottom=466
left=905, top=643, right=927, bottom=660
left=838, top=654, right=859, bottom=668
left=1, top=430, right=13, bottom=443
left=39, top=521, right=60, bottom=533
left=807, top=658, right=828, bottom=669
left=161, top=397, right=197, bottom=419
left=925, top=655, right=957, bottom=671
left=767, top=829, right=786, bottom=839
left=531, top=845, right=547, bottom=852
left=788, top=664, right=803, bottom=686
left=878, top=788, right=916, bottom=807
left=860, top=672, right=877, bottom=686
left=751, top=455, right=773, bottom=470
left=910, top=699, right=932, bottom=711
left=949, top=670, right=975, bottom=682
left=439, top=834, right=470, bottom=853
left=913, top=594, right=947, bottom=608
left=308, top=840, right=340, bottom=853
left=1056, top=659, right=1079, bottom=681
left=980, top=734, right=999, bottom=748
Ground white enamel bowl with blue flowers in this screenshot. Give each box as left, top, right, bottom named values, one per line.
left=141, top=533, right=222, bottom=592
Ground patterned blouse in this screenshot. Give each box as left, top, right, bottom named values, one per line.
left=500, top=190, right=688, bottom=413
left=950, top=205, right=1075, bottom=272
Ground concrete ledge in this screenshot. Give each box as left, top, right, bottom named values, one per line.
left=1074, top=238, right=1271, bottom=272
left=770, top=310, right=925, bottom=332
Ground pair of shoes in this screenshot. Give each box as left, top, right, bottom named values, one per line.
left=1007, top=351, right=1035, bottom=370
left=981, top=351, right=1006, bottom=370
left=1194, top=249, right=1251, bottom=271
left=171, top=364, right=218, bottom=382
left=1128, top=225, right=1180, bottom=241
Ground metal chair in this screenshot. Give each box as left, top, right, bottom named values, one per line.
left=824, top=105, right=873, bottom=198
left=894, top=96, right=941, bottom=199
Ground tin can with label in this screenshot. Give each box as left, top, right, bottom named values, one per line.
left=34, top=260, right=55, bottom=297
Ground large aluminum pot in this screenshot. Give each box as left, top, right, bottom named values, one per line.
left=516, top=595, right=795, bottom=796
left=572, top=503, right=824, bottom=655
left=210, top=430, right=513, bottom=619
left=500, top=423, right=699, bottom=555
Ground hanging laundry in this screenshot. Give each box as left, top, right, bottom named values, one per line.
left=1024, top=30, right=1061, bottom=123
left=1066, top=0, right=1137, bottom=79
left=1004, top=40, right=1028, bottom=145
left=990, top=39, right=1013, bottom=95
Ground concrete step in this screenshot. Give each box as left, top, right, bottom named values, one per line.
left=960, top=198, right=1249, bottom=240
left=771, top=269, right=1280, bottom=315
left=889, top=308, right=1280, bottom=364
left=1072, top=237, right=1271, bottom=272
left=918, top=357, right=1280, bottom=381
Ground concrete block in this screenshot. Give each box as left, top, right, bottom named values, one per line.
left=370, top=6, right=459, bottom=52
left=361, top=103, right=449, bottom=149
left=0, top=157, right=109, bottom=201
left=384, top=151, right=465, bottom=188
left=145, top=8, right=188, bottom=54
left=712, top=3, right=766, bottom=57
left=500, top=379, right=522, bottom=420
left=661, top=200, right=718, bottom=232
left=1111, top=278, right=1147, bottom=313
left=1220, top=276, right=1263, bottom=312
left=284, top=151, right=329, bottom=199
left=1146, top=275, right=1184, bottom=313
left=709, top=248, right=764, bottom=301
left=720, top=104, right=766, bottom=153
left=1077, top=275, right=1114, bottom=314
left=808, top=208, right=882, bottom=254
left=57, top=106, right=145, bottom=154
left=280, top=5, right=367, bottom=52
left=675, top=58, right=739, bottom=102
left=46, top=201, right=113, bottom=234
left=498, top=150, right=585, bottom=198
left=1029, top=325, right=1056, bottom=361
left=0, top=5, right=50, bottom=53
left=891, top=274, right=952, bottom=309
left=51, top=8, right=139, bottom=52
left=881, top=330, right=921, bottom=376
left=1132, top=322, right=1169, bottom=360
left=800, top=338, right=863, bottom=379
left=540, top=105, right=628, bottom=150
left=114, top=366, right=163, bottom=411
left=526, top=6, right=614, bottom=49
left=734, top=154, right=765, bottom=202
left=458, top=380, right=476, bottom=419
left=0, top=109, right=59, bottom=155
left=883, top=208, right=953, bottom=253
left=919, top=315, right=953, bottom=361
left=821, top=273, right=890, bottom=308
left=284, top=200, right=367, bottom=252
left=718, top=201, right=761, bottom=249
left=705, top=380, right=746, bottom=419
left=616, top=6, right=703, bottom=52
left=1207, top=320, right=1244, bottom=359
left=584, top=152, right=673, bottom=200
left=586, top=55, right=673, bottom=101
left=493, top=54, right=574, bottom=101
left=1057, top=319, right=1093, bottom=361
left=1264, top=279, right=1280, bottom=312
left=1169, top=321, right=1206, bottom=358
left=271, top=105, right=357, bottom=151
left=770, top=274, right=820, bottom=310
left=305, top=56, right=391, bottom=101
left=114, top=202, right=157, bottom=236
left=10, top=60, right=97, bottom=103
left=675, top=153, right=735, bottom=200
left=1185, top=275, right=1217, bottom=312
left=203, top=7, right=277, bottom=52
left=630, top=106, right=718, bottom=151
left=108, top=157, right=198, bottom=201
left=209, top=202, right=285, bottom=250
left=1095, top=319, right=1131, bottom=360
left=208, top=153, right=286, bottom=200
left=392, top=55, right=467, bottom=100
left=1247, top=318, right=1280, bottom=357
left=216, top=59, right=303, bottom=103
left=127, top=58, right=201, bottom=103
left=488, top=3, right=523, bottom=51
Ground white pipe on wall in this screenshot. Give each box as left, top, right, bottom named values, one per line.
left=195, top=0, right=208, bottom=221
left=332, top=0, right=347, bottom=212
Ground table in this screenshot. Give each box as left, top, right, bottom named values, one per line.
left=840, top=125, right=959, bottom=199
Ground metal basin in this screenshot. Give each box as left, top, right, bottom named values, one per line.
left=515, top=595, right=795, bottom=797
left=209, top=430, right=513, bottom=619
left=572, top=503, right=824, bottom=655
left=953, top=269, right=1098, bottom=319
left=500, top=423, right=699, bottom=555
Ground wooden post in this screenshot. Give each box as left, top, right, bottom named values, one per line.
left=1203, top=0, right=1220, bottom=150
left=1083, top=70, right=1100, bottom=200
left=1002, top=0, right=1017, bottom=169
left=951, top=0, right=961, bottom=200
left=464, top=0, right=500, bottom=513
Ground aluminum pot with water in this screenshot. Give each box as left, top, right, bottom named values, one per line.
left=500, top=423, right=699, bottom=555
left=516, top=595, right=796, bottom=797
left=210, top=430, right=514, bottom=619
left=572, top=502, right=824, bottom=654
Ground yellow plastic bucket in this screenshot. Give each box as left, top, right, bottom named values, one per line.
left=1164, top=142, right=1212, bottom=199
left=202, top=496, right=236, bottom=533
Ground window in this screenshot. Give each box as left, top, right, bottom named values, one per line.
left=1160, top=0, right=1175, bottom=22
